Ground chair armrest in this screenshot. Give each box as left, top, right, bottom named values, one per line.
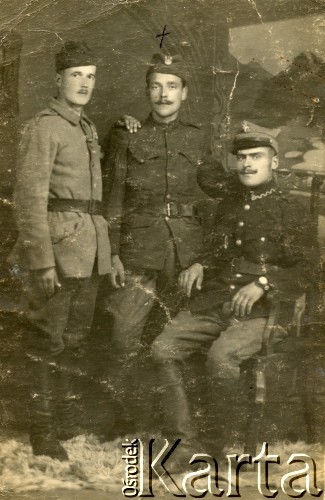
left=263, top=293, right=306, bottom=354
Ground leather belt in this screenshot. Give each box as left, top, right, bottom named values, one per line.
left=48, top=199, right=103, bottom=215
left=231, top=257, right=267, bottom=276
left=161, top=202, right=197, bottom=217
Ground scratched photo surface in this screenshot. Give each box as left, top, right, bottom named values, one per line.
left=0, top=1, right=324, bottom=499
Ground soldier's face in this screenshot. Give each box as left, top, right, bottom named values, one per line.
left=236, top=147, right=278, bottom=187
left=56, top=65, right=96, bottom=109
left=147, top=73, right=188, bottom=123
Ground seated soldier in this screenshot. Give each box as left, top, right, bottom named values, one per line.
left=151, top=121, right=318, bottom=471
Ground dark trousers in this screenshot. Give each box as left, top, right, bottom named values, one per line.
left=151, top=309, right=268, bottom=448
left=106, top=239, right=183, bottom=357
left=152, top=310, right=267, bottom=378
left=23, top=272, right=101, bottom=438
left=25, top=273, right=100, bottom=359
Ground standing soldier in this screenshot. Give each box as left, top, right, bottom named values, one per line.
left=9, top=41, right=111, bottom=460
left=103, top=52, right=229, bottom=433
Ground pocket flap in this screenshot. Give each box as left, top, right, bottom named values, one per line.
left=48, top=213, right=85, bottom=243
left=128, top=143, right=160, bottom=163
left=124, top=213, right=156, bottom=228
left=178, top=149, right=202, bottom=165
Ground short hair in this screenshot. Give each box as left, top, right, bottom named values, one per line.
left=267, top=146, right=277, bottom=158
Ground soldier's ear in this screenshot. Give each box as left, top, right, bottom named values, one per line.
left=271, top=155, right=279, bottom=170
left=181, top=85, right=188, bottom=102
left=55, top=73, right=62, bottom=88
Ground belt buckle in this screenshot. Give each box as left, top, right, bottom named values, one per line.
left=88, top=200, right=96, bottom=214
left=167, top=202, right=171, bottom=217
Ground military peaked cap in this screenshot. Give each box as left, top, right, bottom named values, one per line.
left=232, top=121, right=281, bottom=154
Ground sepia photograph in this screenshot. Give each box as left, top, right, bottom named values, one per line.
left=0, top=0, right=324, bottom=498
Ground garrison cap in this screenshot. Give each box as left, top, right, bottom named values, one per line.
left=55, top=41, right=97, bottom=72
left=146, top=53, right=188, bottom=82
left=232, top=121, right=281, bottom=154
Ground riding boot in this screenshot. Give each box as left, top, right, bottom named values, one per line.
left=107, top=351, right=145, bottom=438
left=53, top=365, right=85, bottom=441
left=29, top=359, right=68, bottom=461
left=208, top=375, right=251, bottom=456
left=183, top=354, right=212, bottom=444
left=156, top=361, right=200, bottom=472
left=56, top=348, right=116, bottom=442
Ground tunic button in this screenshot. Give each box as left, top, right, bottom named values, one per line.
left=236, top=239, right=242, bottom=246
left=238, top=221, right=244, bottom=227
left=166, top=194, right=171, bottom=200
left=235, top=273, right=242, bottom=278
left=244, top=204, right=250, bottom=211
left=260, top=237, right=266, bottom=242
left=165, top=216, right=170, bottom=221
left=230, top=284, right=236, bottom=290
left=140, top=159, right=145, bottom=163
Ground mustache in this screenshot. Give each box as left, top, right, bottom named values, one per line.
left=241, top=168, right=258, bottom=174
left=156, top=100, right=173, bottom=105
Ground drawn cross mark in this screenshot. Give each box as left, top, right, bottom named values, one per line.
left=156, top=25, right=170, bottom=49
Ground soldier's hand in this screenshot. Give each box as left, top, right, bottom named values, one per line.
left=33, top=267, right=61, bottom=298
left=116, top=115, right=141, bottom=134
left=110, top=254, right=125, bottom=288
left=231, top=282, right=264, bottom=317
left=178, top=263, right=204, bottom=297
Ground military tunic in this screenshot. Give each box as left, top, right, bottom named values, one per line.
left=103, top=113, right=228, bottom=356
left=104, top=114, right=214, bottom=270
left=190, top=179, right=316, bottom=315
left=10, top=98, right=111, bottom=278
left=152, top=180, right=318, bottom=378
left=10, top=98, right=111, bottom=356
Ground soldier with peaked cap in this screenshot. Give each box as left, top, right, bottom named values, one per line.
left=151, top=121, right=318, bottom=471
left=9, top=41, right=111, bottom=460
left=102, top=52, right=230, bottom=434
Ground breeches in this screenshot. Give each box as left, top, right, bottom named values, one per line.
left=151, top=310, right=268, bottom=379
left=106, top=239, right=183, bottom=356
left=24, top=273, right=100, bottom=357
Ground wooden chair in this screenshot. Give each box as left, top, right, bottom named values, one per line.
left=242, top=293, right=307, bottom=456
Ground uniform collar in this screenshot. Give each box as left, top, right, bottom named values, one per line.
left=246, top=179, right=278, bottom=201
left=48, top=98, right=90, bottom=126
left=146, top=113, right=180, bottom=130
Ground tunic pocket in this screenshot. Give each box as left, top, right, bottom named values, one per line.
left=177, top=149, right=201, bottom=166
left=128, top=143, right=160, bottom=164
left=48, top=212, right=85, bottom=243
left=123, top=213, right=157, bottom=229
